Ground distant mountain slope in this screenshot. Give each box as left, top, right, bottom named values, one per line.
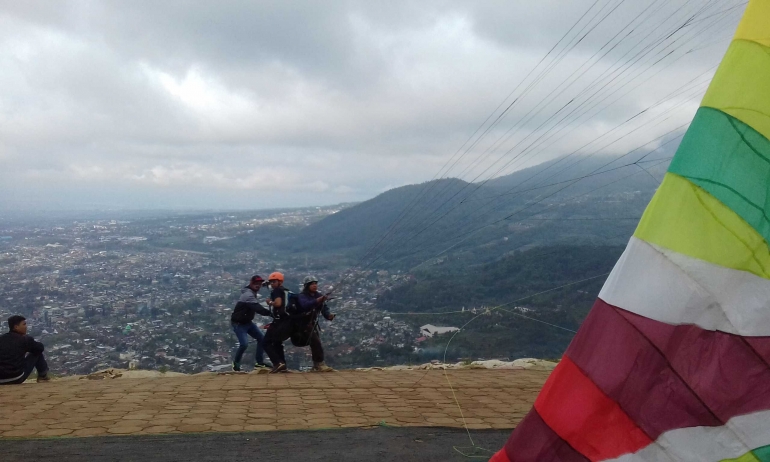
left=283, top=151, right=673, bottom=269
left=287, top=178, right=475, bottom=251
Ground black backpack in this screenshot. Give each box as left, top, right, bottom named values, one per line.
left=274, top=289, right=300, bottom=318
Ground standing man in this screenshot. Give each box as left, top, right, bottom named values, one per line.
left=0, top=315, right=50, bottom=385
left=295, top=276, right=336, bottom=372
left=262, top=272, right=293, bottom=373
left=231, top=275, right=272, bottom=371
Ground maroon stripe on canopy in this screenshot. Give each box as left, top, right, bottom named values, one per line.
left=565, top=299, right=721, bottom=439
left=502, top=408, right=588, bottom=462
left=615, top=305, right=770, bottom=422
left=499, top=299, right=770, bottom=460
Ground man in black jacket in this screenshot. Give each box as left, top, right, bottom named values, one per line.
left=0, top=315, right=50, bottom=385
left=262, top=272, right=293, bottom=373
left=231, top=275, right=272, bottom=371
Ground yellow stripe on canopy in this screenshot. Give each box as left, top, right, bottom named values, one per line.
left=701, top=39, right=770, bottom=141
left=634, top=173, right=770, bottom=280
left=734, top=0, right=770, bottom=48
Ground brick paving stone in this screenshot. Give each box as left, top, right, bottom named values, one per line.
left=484, top=418, right=513, bottom=424
left=47, top=422, right=87, bottom=430
left=210, top=424, right=244, bottom=432
left=180, top=417, right=214, bottom=425
left=0, top=369, right=550, bottom=439
left=150, top=419, right=182, bottom=426
left=275, top=424, right=306, bottom=431
left=123, top=414, right=156, bottom=420
left=176, top=424, right=213, bottom=432
left=490, top=423, right=515, bottom=429
left=3, top=429, right=42, bottom=437
left=107, top=426, right=146, bottom=434
left=465, top=423, right=493, bottom=429
left=426, top=417, right=458, bottom=424
left=80, top=420, right=115, bottom=428
left=140, top=426, right=177, bottom=434
left=214, top=418, right=244, bottom=426
left=244, top=424, right=277, bottom=431
left=71, top=428, right=108, bottom=437
left=395, top=416, right=426, bottom=423
left=37, top=428, right=75, bottom=437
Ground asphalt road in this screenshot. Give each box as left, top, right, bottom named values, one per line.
left=1, top=427, right=509, bottom=461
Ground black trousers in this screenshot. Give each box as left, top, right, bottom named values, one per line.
left=0, top=353, right=49, bottom=385
left=263, top=319, right=324, bottom=365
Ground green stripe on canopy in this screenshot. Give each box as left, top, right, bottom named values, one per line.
left=668, top=107, right=770, bottom=247
left=720, top=444, right=770, bottom=462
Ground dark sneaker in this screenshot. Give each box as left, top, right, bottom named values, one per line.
left=232, top=362, right=241, bottom=372
left=254, top=362, right=272, bottom=370
left=269, top=363, right=287, bottom=374
left=37, top=374, right=51, bottom=383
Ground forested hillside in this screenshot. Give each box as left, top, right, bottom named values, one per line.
left=377, top=245, right=625, bottom=361
left=278, top=152, right=670, bottom=269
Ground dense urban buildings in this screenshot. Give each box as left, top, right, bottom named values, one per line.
left=0, top=209, right=422, bottom=375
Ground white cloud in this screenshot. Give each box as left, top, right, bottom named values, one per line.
left=0, top=0, right=743, bottom=210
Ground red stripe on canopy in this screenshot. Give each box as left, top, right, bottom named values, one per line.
left=566, top=299, right=722, bottom=438
left=535, top=356, right=652, bottom=461
left=489, top=449, right=511, bottom=462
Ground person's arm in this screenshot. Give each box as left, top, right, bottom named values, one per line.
left=297, top=293, right=318, bottom=313
left=270, top=291, right=286, bottom=317
left=240, top=289, right=271, bottom=316
left=321, top=303, right=335, bottom=321
left=251, top=302, right=271, bottom=317
left=234, top=299, right=271, bottom=317
left=25, top=336, right=44, bottom=354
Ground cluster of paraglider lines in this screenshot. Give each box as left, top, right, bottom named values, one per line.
left=335, top=0, right=745, bottom=286
left=322, top=0, right=747, bottom=457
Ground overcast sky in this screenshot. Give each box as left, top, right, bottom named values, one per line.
left=0, top=0, right=744, bottom=211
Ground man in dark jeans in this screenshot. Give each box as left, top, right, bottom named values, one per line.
left=231, top=275, right=272, bottom=371
left=0, top=315, right=50, bottom=385
left=262, top=272, right=293, bottom=373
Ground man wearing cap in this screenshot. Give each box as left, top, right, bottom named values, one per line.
left=230, top=275, right=272, bottom=371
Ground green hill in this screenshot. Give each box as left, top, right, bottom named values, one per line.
left=378, top=244, right=624, bottom=361
left=285, top=152, right=669, bottom=270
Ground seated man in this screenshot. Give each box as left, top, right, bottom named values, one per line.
left=0, top=315, right=50, bottom=385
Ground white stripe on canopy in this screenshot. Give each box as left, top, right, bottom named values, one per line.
left=599, top=237, right=770, bottom=336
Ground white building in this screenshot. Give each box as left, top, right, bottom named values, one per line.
left=420, top=324, right=460, bottom=337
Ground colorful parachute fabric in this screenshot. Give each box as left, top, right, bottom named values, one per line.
left=492, top=1, right=770, bottom=461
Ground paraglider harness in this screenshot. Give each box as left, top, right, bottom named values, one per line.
left=264, top=288, right=314, bottom=346
left=289, top=298, right=323, bottom=347
left=270, top=288, right=299, bottom=320
left=290, top=291, right=334, bottom=347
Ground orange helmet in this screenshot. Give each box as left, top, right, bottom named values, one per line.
left=268, top=272, right=284, bottom=283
